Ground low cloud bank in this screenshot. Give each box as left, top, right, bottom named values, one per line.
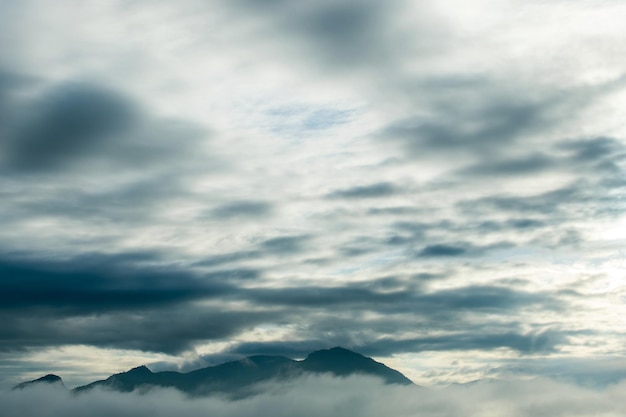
left=3, top=374, right=626, bottom=417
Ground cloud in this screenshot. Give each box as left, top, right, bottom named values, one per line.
left=0, top=253, right=279, bottom=353
left=3, top=83, right=136, bottom=172
left=209, top=201, right=274, bottom=219
left=1, top=0, right=626, bottom=388
left=458, top=153, right=555, bottom=177
left=327, top=182, right=400, bottom=199
left=0, top=254, right=231, bottom=312
left=416, top=241, right=513, bottom=258
left=259, top=235, right=310, bottom=254
left=4, top=375, right=626, bottom=417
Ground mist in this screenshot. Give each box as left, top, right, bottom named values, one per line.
left=4, top=375, right=626, bottom=417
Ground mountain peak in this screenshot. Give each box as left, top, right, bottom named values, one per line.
left=309, top=346, right=363, bottom=356
left=13, top=374, right=65, bottom=390
left=302, top=347, right=413, bottom=385
left=71, top=346, right=413, bottom=396
left=127, top=365, right=152, bottom=374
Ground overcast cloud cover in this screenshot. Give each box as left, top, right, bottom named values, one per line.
left=1, top=0, right=626, bottom=396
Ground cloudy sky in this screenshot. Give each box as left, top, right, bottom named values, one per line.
left=1, top=0, right=626, bottom=389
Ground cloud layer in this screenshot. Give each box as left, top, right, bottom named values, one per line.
left=1, top=0, right=626, bottom=387
left=5, top=375, right=626, bottom=417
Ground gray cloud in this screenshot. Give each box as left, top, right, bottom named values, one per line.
left=222, top=328, right=568, bottom=359
left=381, top=95, right=548, bottom=158
left=230, top=0, right=407, bottom=71
left=0, top=253, right=278, bottom=353
left=328, top=182, right=399, bottom=199
left=0, top=306, right=275, bottom=354
left=260, top=235, right=310, bottom=254
left=0, top=254, right=231, bottom=313
left=209, top=201, right=274, bottom=219
left=4, top=374, right=626, bottom=417
left=416, top=241, right=514, bottom=258
left=361, top=330, right=569, bottom=356
left=3, top=83, right=136, bottom=172
left=458, top=153, right=555, bottom=177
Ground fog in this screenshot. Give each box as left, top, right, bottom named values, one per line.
left=4, top=375, right=626, bottom=417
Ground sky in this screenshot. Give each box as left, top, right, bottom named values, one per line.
left=1, top=0, right=626, bottom=390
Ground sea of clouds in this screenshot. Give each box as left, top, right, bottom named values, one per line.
left=3, top=374, right=626, bottom=417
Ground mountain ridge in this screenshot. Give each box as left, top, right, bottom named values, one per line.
left=16, top=347, right=413, bottom=397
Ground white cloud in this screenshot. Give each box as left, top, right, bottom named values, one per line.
left=4, top=375, right=626, bottom=417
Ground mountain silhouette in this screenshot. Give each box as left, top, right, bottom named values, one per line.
left=301, top=347, right=411, bottom=385
left=13, top=374, right=65, bottom=390
left=69, top=346, right=413, bottom=397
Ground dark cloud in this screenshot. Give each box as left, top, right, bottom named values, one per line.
left=458, top=153, right=554, bottom=177
left=2, top=83, right=137, bottom=172
left=0, top=254, right=559, bottom=355
left=259, top=235, right=310, bottom=254
left=231, top=0, right=406, bottom=70
left=381, top=97, right=547, bottom=157
left=229, top=340, right=327, bottom=359
left=0, top=253, right=276, bottom=353
left=557, top=137, right=623, bottom=163
left=219, top=326, right=568, bottom=360
left=209, top=201, right=273, bottom=219
left=0, top=79, right=211, bottom=177
left=417, top=241, right=513, bottom=258
left=458, top=184, right=581, bottom=215
left=362, top=330, right=568, bottom=356
left=0, top=254, right=231, bottom=313
left=327, top=182, right=399, bottom=199
left=247, top=283, right=561, bottom=314
left=0, top=306, right=275, bottom=354
left=194, top=251, right=262, bottom=269
left=418, top=244, right=467, bottom=257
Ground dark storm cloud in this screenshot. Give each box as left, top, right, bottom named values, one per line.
left=3, top=84, right=135, bottom=171
left=247, top=283, right=561, bottom=314
left=0, top=252, right=282, bottom=353
left=0, top=79, right=210, bottom=176
left=0, top=253, right=232, bottom=313
left=0, top=255, right=560, bottom=355
left=327, top=182, right=399, bottom=199
left=0, top=306, right=277, bottom=354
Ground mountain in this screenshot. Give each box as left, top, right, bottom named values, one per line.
left=13, top=374, right=66, bottom=390
left=70, top=347, right=413, bottom=397
left=301, top=347, right=412, bottom=385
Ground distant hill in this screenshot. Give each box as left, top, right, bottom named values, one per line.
left=13, top=374, right=65, bottom=390
left=17, top=347, right=412, bottom=397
